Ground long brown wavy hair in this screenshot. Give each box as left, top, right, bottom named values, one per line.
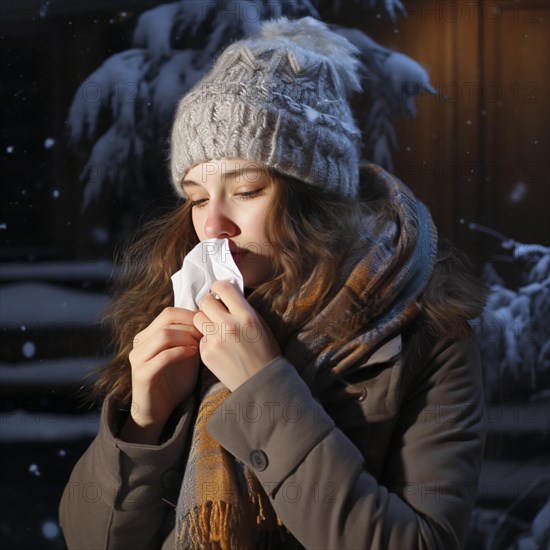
left=94, top=167, right=486, bottom=406
left=94, top=169, right=369, bottom=406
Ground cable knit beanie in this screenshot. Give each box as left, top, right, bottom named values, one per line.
left=170, top=16, right=362, bottom=197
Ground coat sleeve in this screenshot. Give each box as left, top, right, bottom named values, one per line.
left=58, top=392, right=195, bottom=550
left=207, top=336, right=485, bottom=550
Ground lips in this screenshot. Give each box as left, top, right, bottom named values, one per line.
left=228, top=243, right=248, bottom=265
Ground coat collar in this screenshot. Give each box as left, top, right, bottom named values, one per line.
left=365, top=334, right=402, bottom=366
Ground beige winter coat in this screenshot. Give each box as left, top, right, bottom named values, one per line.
left=59, top=319, right=484, bottom=549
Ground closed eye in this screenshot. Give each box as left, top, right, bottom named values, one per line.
left=190, top=189, right=263, bottom=208
left=236, top=190, right=262, bottom=200
left=190, top=198, right=208, bottom=208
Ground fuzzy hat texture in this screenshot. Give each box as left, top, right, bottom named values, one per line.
left=170, top=17, right=362, bottom=197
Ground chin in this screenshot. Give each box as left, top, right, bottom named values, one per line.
left=241, top=274, right=268, bottom=290
left=239, top=263, right=272, bottom=290
left=242, top=277, right=262, bottom=290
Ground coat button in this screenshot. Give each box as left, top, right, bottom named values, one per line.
left=249, top=450, right=268, bottom=471
left=356, top=387, right=368, bottom=402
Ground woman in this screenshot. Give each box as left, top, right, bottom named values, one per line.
left=59, top=17, right=486, bottom=549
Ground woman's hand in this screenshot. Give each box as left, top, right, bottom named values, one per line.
left=193, top=281, right=280, bottom=391
left=120, top=307, right=202, bottom=444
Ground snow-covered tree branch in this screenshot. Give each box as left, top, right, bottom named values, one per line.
left=469, top=225, right=550, bottom=401
left=67, top=0, right=432, bottom=207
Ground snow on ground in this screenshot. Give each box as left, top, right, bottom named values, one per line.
left=0, top=357, right=106, bottom=384
left=0, top=411, right=99, bottom=442
left=0, top=282, right=110, bottom=325
left=0, top=260, right=114, bottom=281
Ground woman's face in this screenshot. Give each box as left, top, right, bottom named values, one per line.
left=183, top=158, right=275, bottom=289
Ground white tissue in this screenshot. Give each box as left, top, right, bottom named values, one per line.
left=171, top=238, right=244, bottom=311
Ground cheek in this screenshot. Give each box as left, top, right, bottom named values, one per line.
left=245, top=208, right=270, bottom=240
left=191, top=211, right=203, bottom=239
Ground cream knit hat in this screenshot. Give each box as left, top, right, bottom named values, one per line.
left=170, top=17, right=362, bottom=197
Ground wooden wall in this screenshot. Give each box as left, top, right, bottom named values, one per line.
left=343, top=0, right=549, bottom=248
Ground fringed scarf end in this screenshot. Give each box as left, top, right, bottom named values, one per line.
left=178, top=500, right=283, bottom=550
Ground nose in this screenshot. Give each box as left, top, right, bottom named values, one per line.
left=203, top=202, right=239, bottom=239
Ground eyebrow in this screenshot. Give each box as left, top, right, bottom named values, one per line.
left=181, top=180, right=201, bottom=189
left=181, top=167, right=264, bottom=188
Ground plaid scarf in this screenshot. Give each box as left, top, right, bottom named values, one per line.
left=176, top=367, right=282, bottom=550
left=175, top=163, right=438, bottom=549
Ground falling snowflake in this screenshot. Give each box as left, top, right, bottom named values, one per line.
left=509, top=181, right=527, bottom=203
left=91, top=226, right=109, bottom=244
left=41, top=520, right=59, bottom=540
left=22, top=341, right=36, bottom=358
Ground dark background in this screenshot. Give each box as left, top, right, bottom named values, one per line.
left=1, top=1, right=549, bottom=548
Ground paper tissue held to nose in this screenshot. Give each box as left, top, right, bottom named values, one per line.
left=171, top=238, right=244, bottom=311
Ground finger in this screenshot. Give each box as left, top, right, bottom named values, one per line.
left=133, top=323, right=202, bottom=350
left=193, top=311, right=218, bottom=337
left=210, top=280, right=250, bottom=316
left=198, top=292, right=231, bottom=324
left=132, top=345, right=199, bottom=384
left=136, top=307, right=197, bottom=343
left=146, top=345, right=199, bottom=375
left=131, top=326, right=200, bottom=364
left=165, top=322, right=203, bottom=342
